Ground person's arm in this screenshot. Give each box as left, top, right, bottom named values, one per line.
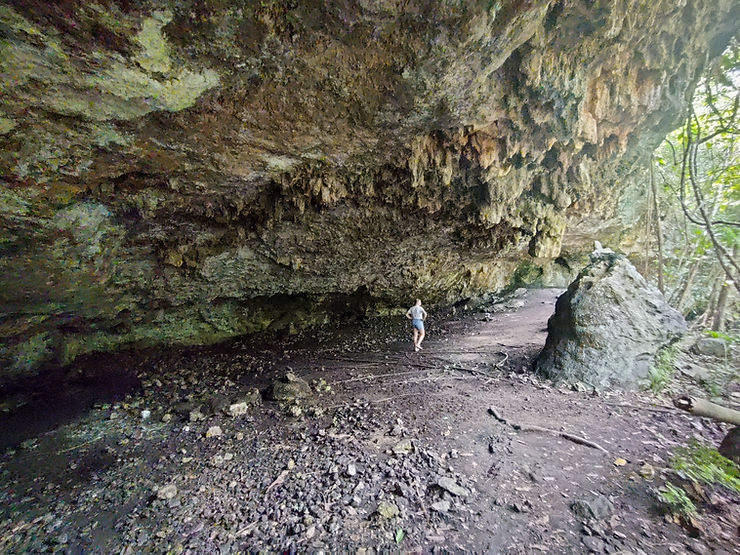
left=406, top=308, right=412, bottom=319
left=422, top=308, right=427, bottom=320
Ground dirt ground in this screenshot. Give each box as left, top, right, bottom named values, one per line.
left=0, top=288, right=738, bottom=554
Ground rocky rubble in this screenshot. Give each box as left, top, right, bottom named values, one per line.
left=0, top=289, right=736, bottom=553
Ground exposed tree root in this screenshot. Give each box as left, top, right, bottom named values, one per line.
left=487, top=407, right=608, bottom=453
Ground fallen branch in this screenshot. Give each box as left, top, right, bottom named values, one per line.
left=57, top=434, right=105, bottom=455
left=487, top=407, right=608, bottom=453
left=602, top=401, right=676, bottom=414
left=673, top=395, right=740, bottom=426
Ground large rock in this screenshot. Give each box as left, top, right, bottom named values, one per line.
left=718, top=427, right=740, bottom=464
left=692, top=337, right=728, bottom=358
left=535, top=251, right=687, bottom=389
left=0, top=1, right=736, bottom=377
left=268, top=373, right=312, bottom=404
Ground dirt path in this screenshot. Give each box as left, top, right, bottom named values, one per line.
left=0, top=289, right=736, bottom=553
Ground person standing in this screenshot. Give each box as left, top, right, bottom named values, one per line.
left=406, top=299, right=427, bottom=352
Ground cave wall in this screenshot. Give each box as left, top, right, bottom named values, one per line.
left=1, top=0, right=737, bottom=376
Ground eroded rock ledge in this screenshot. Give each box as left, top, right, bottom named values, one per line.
left=0, top=0, right=737, bottom=376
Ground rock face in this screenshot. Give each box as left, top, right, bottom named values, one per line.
left=0, top=1, right=737, bottom=377
left=535, top=251, right=687, bottom=389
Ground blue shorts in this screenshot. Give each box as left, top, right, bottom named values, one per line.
left=412, top=319, right=424, bottom=331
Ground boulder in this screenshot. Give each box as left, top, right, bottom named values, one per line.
left=692, top=337, right=728, bottom=358
left=571, top=494, right=614, bottom=521
left=268, top=373, right=312, bottom=403
left=226, top=388, right=262, bottom=417
left=156, top=484, right=178, bottom=501
left=718, top=427, right=740, bottom=464
left=535, top=251, right=687, bottom=389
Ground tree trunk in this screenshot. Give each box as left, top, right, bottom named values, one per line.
left=644, top=174, right=653, bottom=277
left=649, top=160, right=664, bottom=294
left=674, top=396, right=740, bottom=426
left=699, top=269, right=723, bottom=327
left=712, top=244, right=738, bottom=331
left=675, top=258, right=700, bottom=313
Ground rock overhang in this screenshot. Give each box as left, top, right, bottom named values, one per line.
left=0, top=0, right=738, bottom=377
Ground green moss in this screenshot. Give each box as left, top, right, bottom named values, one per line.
left=509, top=261, right=544, bottom=288
left=705, top=330, right=738, bottom=344
left=7, top=333, right=53, bottom=375
left=671, top=441, right=740, bottom=494
left=646, top=344, right=678, bottom=393
left=658, top=483, right=697, bottom=517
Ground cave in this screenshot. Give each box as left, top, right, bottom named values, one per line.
left=1, top=1, right=738, bottom=552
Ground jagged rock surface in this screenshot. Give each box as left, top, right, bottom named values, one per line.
left=0, top=0, right=737, bottom=376
left=535, top=251, right=687, bottom=390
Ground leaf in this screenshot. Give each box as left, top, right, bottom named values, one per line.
left=614, top=457, right=628, bottom=467
left=395, top=528, right=405, bottom=544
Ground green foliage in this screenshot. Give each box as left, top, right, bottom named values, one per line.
left=647, top=344, right=678, bottom=393
left=671, top=441, right=740, bottom=494
left=395, top=528, right=405, bottom=544
left=705, top=329, right=739, bottom=344
left=658, top=483, right=698, bottom=517
left=652, top=40, right=740, bottom=323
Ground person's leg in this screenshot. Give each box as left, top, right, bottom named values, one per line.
left=417, top=329, right=425, bottom=349
left=412, top=328, right=419, bottom=350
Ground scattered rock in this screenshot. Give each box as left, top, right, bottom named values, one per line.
left=206, top=395, right=231, bottom=415
left=227, top=402, right=250, bottom=417
left=346, top=463, right=357, bottom=477
left=205, top=426, right=222, bottom=438
left=140, top=409, right=151, bottom=420
left=156, top=484, right=178, bottom=500
left=312, top=378, right=332, bottom=393
left=224, top=388, right=262, bottom=417
left=639, top=463, right=655, bottom=480
left=680, top=364, right=713, bottom=382
left=437, top=477, right=470, bottom=497
left=511, top=500, right=532, bottom=513
left=19, top=438, right=38, bottom=450
left=571, top=494, right=614, bottom=521
left=392, top=439, right=414, bottom=455
left=431, top=500, right=450, bottom=513
left=582, top=535, right=606, bottom=552
left=535, top=251, right=687, bottom=390
left=692, top=337, right=727, bottom=358
left=375, top=501, right=399, bottom=519
left=686, top=539, right=711, bottom=555
left=189, top=408, right=206, bottom=422
left=269, top=373, right=312, bottom=403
